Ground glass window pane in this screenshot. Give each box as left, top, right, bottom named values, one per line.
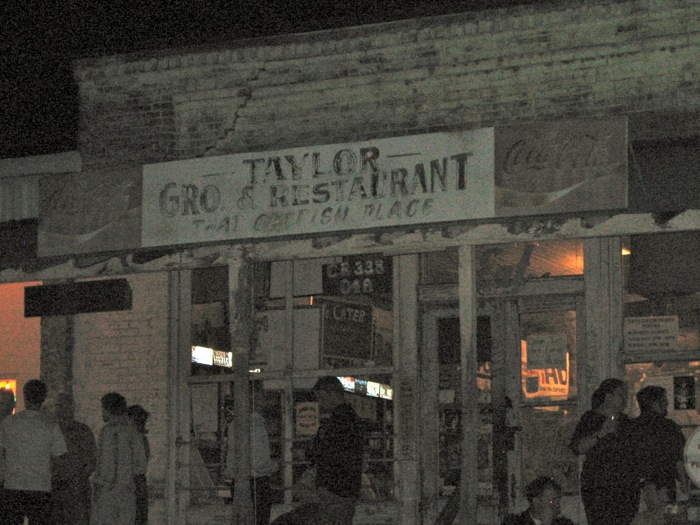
left=191, top=266, right=232, bottom=376
left=255, top=257, right=393, bottom=370
left=520, top=311, right=577, bottom=403
left=189, top=381, right=284, bottom=506
left=420, top=240, right=584, bottom=286
left=290, top=375, right=395, bottom=502
left=623, top=233, right=700, bottom=358
left=624, top=361, right=700, bottom=431
left=518, top=310, right=579, bottom=499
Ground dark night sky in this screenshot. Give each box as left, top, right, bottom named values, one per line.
left=1, top=0, right=543, bottom=159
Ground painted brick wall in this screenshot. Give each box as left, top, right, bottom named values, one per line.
left=72, top=272, right=169, bottom=491
left=74, top=0, right=700, bottom=171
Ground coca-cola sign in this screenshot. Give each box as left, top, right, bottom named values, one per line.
left=494, top=117, right=627, bottom=216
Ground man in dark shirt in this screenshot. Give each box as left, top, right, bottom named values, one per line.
left=632, top=385, right=688, bottom=501
left=307, top=376, right=365, bottom=525
left=51, top=393, right=97, bottom=525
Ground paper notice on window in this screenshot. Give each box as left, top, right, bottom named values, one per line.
left=624, top=316, right=679, bottom=354
left=525, top=333, right=568, bottom=369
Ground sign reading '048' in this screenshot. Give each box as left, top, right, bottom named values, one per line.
left=322, top=256, right=392, bottom=296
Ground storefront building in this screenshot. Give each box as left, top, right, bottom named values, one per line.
left=1, top=0, right=699, bottom=523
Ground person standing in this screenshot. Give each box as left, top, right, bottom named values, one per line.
left=127, top=404, right=150, bottom=525
left=226, top=381, right=277, bottom=525
left=307, top=376, right=365, bottom=525
left=631, top=385, right=687, bottom=502
left=91, top=392, right=147, bottom=525
left=51, top=393, right=97, bottom=525
left=569, top=378, right=639, bottom=525
left=0, top=379, right=67, bottom=525
left=0, top=388, right=17, bottom=523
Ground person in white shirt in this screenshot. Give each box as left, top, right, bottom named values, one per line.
left=226, top=380, right=277, bottom=525
left=0, top=379, right=67, bottom=525
left=90, top=392, right=147, bottom=525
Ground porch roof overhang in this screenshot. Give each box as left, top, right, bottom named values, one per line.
left=1, top=207, right=698, bottom=284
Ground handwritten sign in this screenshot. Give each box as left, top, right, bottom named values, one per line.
left=321, top=300, right=373, bottom=361
left=624, top=316, right=679, bottom=354
left=141, top=130, right=495, bottom=247
left=526, top=333, right=568, bottom=369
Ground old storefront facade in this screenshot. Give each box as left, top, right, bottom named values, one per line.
left=1, top=0, right=700, bottom=523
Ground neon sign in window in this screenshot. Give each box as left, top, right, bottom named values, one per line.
left=338, top=376, right=393, bottom=400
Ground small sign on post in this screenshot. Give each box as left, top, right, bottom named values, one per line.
left=295, top=402, right=319, bottom=436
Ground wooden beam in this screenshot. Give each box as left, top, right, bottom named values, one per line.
left=1, top=209, right=698, bottom=284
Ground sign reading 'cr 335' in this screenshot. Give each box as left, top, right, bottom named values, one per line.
left=322, top=256, right=392, bottom=297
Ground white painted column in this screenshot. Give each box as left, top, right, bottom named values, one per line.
left=583, top=237, right=624, bottom=393
left=458, top=244, right=478, bottom=524
left=394, top=254, right=420, bottom=524
left=165, top=269, right=192, bottom=525
left=228, top=257, right=254, bottom=525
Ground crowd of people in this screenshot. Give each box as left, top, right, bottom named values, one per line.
left=568, top=378, right=688, bottom=525
left=0, top=375, right=365, bottom=525
left=0, top=380, right=150, bottom=525
left=0, top=376, right=689, bottom=525
left=501, top=378, right=689, bottom=525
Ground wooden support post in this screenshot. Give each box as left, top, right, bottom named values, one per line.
left=165, top=269, right=192, bottom=525
left=229, top=257, right=254, bottom=525
left=40, top=312, right=74, bottom=407
left=583, top=237, right=623, bottom=388
left=458, top=244, right=478, bottom=524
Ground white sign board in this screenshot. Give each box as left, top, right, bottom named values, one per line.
left=295, top=401, right=319, bottom=437
left=142, top=129, right=494, bottom=247
left=526, top=333, right=568, bottom=369
left=624, top=316, right=679, bottom=354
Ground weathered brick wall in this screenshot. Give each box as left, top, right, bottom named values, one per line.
left=71, top=272, right=169, bottom=491
left=74, top=0, right=700, bottom=171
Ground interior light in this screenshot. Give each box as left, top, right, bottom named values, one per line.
left=621, top=248, right=631, bottom=256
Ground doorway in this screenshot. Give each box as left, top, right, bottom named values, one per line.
left=420, top=285, right=583, bottom=524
